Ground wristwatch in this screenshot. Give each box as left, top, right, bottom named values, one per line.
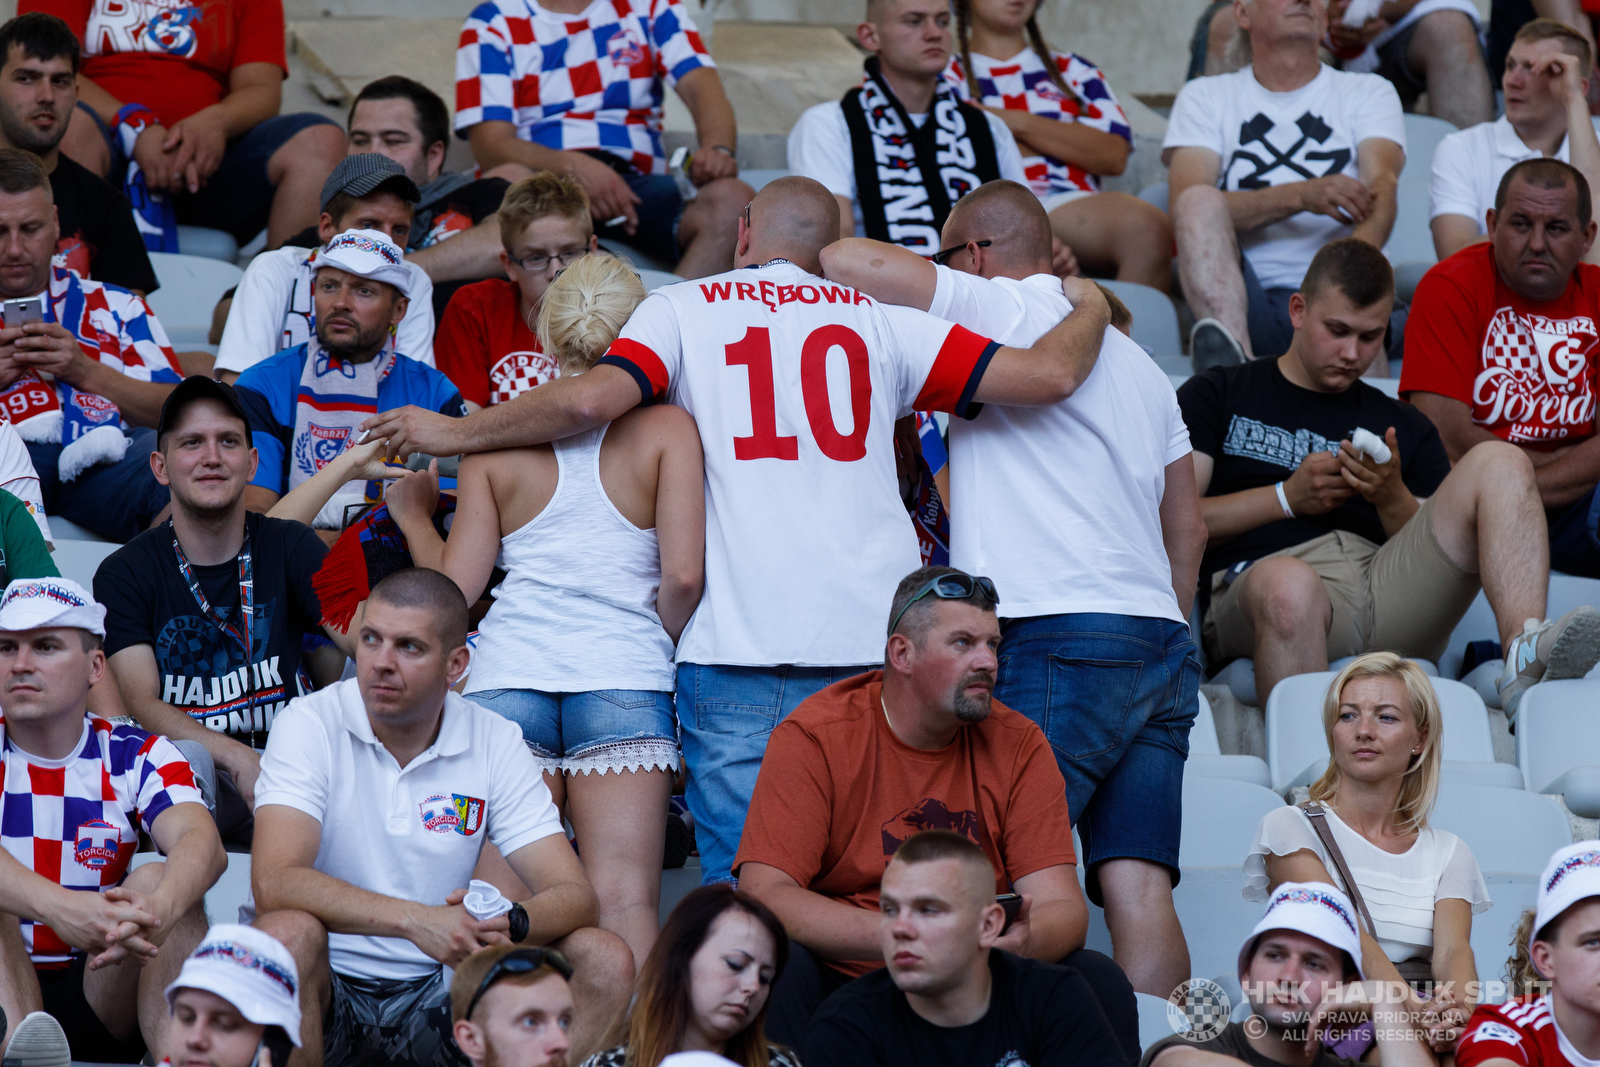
left=708, top=145, right=735, bottom=157
left=507, top=902, right=529, bottom=944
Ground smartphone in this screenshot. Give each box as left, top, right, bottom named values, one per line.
left=997, top=892, right=1023, bottom=934
left=2, top=295, right=44, bottom=328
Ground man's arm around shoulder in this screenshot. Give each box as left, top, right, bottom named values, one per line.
left=970, top=277, right=1110, bottom=407
left=820, top=239, right=938, bottom=311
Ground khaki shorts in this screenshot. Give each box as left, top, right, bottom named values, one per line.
left=1204, top=498, right=1482, bottom=665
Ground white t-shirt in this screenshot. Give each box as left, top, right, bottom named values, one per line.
left=215, top=246, right=436, bottom=375
left=1430, top=116, right=1600, bottom=229
left=0, top=421, right=50, bottom=547
left=786, top=101, right=1029, bottom=238
left=1244, top=805, right=1491, bottom=963
left=253, top=678, right=564, bottom=980
left=932, top=268, right=1190, bottom=623
left=600, top=261, right=1000, bottom=666
left=1163, top=65, right=1406, bottom=290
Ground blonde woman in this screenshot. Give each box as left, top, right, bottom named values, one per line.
left=388, top=254, right=706, bottom=968
left=1245, top=652, right=1489, bottom=1055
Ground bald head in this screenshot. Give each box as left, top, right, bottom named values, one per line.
left=941, top=181, right=1053, bottom=279
left=737, top=175, right=841, bottom=274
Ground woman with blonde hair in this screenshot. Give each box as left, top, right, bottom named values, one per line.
left=582, top=885, right=799, bottom=1067
left=389, top=254, right=706, bottom=968
left=1244, top=652, right=1490, bottom=1055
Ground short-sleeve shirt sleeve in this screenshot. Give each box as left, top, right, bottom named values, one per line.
left=1243, top=805, right=1326, bottom=901
left=877, top=302, right=998, bottom=419
left=281, top=519, right=328, bottom=634
left=928, top=265, right=1028, bottom=340
left=1165, top=395, right=1193, bottom=466
left=648, top=0, right=712, bottom=87
left=787, top=104, right=857, bottom=200
left=1429, top=128, right=1484, bottom=224
left=435, top=289, right=493, bottom=408
left=132, top=732, right=204, bottom=831
left=95, top=539, right=157, bottom=658
left=1176, top=368, right=1230, bottom=459
left=1351, top=74, right=1407, bottom=154
left=1437, top=835, right=1492, bottom=913
left=732, top=718, right=834, bottom=886
left=235, top=0, right=289, bottom=72
left=1001, top=727, right=1077, bottom=878
left=255, top=704, right=332, bottom=823
left=455, top=4, right=518, bottom=130
left=596, top=292, right=685, bottom=405
left=1457, top=1006, right=1536, bottom=1067
left=1397, top=267, right=1481, bottom=407
left=482, top=710, right=566, bottom=856
left=1161, top=77, right=1223, bottom=155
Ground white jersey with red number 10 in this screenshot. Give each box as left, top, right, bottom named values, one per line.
left=598, top=260, right=1000, bottom=667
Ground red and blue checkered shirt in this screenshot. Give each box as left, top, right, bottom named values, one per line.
left=0, top=715, right=202, bottom=967
left=454, top=0, right=714, bottom=176
left=946, top=49, right=1132, bottom=197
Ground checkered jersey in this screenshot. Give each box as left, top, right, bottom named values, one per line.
left=48, top=259, right=182, bottom=385
left=0, top=715, right=201, bottom=967
left=455, top=0, right=714, bottom=175
left=946, top=49, right=1131, bottom=196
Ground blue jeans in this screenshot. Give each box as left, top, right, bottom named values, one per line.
left=587, top=156, right=684, bottom=265
left=995, top=613, right=1199, bottom=904
left=676, top=663, right=871, bottom=884
left=28, top=427, right=169, bottom=543
left=467, top=688, right=679, bottom=777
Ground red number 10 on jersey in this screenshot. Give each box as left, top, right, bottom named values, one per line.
left=726, top=325, right=873, bottom=462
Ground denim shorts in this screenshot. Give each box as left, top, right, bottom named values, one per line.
left=584, top=152, right=684, bottom=265
left=995, top=613, right=1199, bottom=905
left=468, top=687, right=680, bottom=778
left=79, top=104, right=339, bottom=241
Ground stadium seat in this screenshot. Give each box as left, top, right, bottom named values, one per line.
left=1429, top=782, right=1572, bottom=877
left=1439, top=574, right=1600, bottom=681
left=1400, top=114, right=1457, bottom=185
left=1366, top=376, right=1402, bottom=398
left=1395, top=260, right=1432, bottom=306
left=1472, top=873, right=1537, bottom=1000
left=1137, top=992, right=1181, bottom=1049
left=1190, top=690, right=1272, bottom=786
left=1138, top=182, right=1170, bottom=214
left=145, top=252, right=245, bottom=347
left=1211, top=658, right=1258, bottom=706
left=1330, top=654, right=1436, bottom=676
left=133, top=850, right=252, bottom=924
left=1517, top=680, right=1600, bottom=817
left=176, top=226, right=239, bottom=264
left=1265, top=671, right=1495, bottom=791
left=740, top=168, right=792, bottom=191
left=1179, top=776, right=1284, bottom=869
left=46, top=516, right=109, bottom=543
left=1172, top=866, right=1266, bottom=981
left=1101, top=280, right=1182, bottom=357
left=51, top=538, right=120, bottom=590
left=639, top=268, right=680, bottom=292
left=1383, top=183, right=1436, bottom=268
left=660, top=862, right=700, bottom=923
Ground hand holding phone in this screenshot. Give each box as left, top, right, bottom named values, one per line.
left=2, top=296, right=45, bottom=329
left=996, top=892, right=1023, bottom=935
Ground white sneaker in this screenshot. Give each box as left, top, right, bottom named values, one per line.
left=1497, top=606, right=1600, bottom=721
left=2, top=1012, right=65, bottom=1067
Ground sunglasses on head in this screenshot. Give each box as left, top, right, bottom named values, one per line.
left=931, top=239, right=992, bottom=267
left=464, top=948, right=574, bottom=1021
left=888, top=573, right=999, bottom=636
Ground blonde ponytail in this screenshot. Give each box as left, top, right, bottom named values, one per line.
left=536, top=255, right=647, bottom=375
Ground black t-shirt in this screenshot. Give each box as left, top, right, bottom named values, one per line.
left=94, top=511, right=328, bottom=748
left=1178, top=358, right=1451, bottom=579
left=51, top=154, right=159, bottom=294
left=802, top=950, right=1128, bottom=1067
left=412, top=175, right=509, bottom=250
left=1140, top=1022, right=1365, bottom=1067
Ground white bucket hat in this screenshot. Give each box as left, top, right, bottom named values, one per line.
left=1237, top=881, right=1366, bottom=982
left=165, top=924, right=303, bottom=1045
left=0, top=578, right=105, bottom=637
left=318, top=228, right=412, bottom=298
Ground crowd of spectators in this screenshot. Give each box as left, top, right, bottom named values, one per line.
left=2, top=0, right=1600, bottom=1066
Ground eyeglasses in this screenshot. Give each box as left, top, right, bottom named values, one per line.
left=931, top=239, right=992, bottom=267
left=888, top=573, right=999, bottom=636
left=510, top=247, right=590, bottom=273
left=464, top=948, right=574, bottom=1021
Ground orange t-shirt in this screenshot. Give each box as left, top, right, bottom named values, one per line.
left=732, top=671, right=1076, bottom=977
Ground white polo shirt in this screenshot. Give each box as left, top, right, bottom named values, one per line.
left=254, top=678, right=564, bottom=980
left=1430, top=115, right=1600, bottom=230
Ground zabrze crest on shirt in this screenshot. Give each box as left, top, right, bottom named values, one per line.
left=294, top=423, right=353, bottom=476
left=451, top=794, right=486, bottom=836
left=1226, top=112, right=1352, bottom=190
left=1477, top=307, right=1598, bottom=442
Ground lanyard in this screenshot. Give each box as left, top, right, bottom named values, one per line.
left=170, top=522, right=259, bottom=749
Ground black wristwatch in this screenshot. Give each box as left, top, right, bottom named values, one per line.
left=507, top=902, right=529, bottom=944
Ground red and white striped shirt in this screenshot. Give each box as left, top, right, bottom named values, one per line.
left=1459, top=995, right=1600, bottom=1067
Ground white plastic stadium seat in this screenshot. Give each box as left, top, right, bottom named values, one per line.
left=1137, top=992, right=1181, bottom=1050
left=1428, top=782, right=1572, bottom=877
left=1394, top=260, right=1432, bottom=306
left=1471, top=874, right=1538, bottom=997
left=1439, top=573, right=1600, bottom=680
left=45, top=516, right=109, bottom=543
left=145, top=252, right=245, bottom=346
left=1265, top=671, right=1494, bottom=791
left=1101, top=280, right=1182, bottom=357
left=638, top=268, right=680, bottom=292
left=1137, top=182, right=1170, bottom=214
left=1400, top=113, right=1457, bottom=184
left=1383, top=182, right=1436, bottom=268
left=740, top=168, right=791, bottom=192
left=1172, top=867, right=1267, bottom=981
left=133, top=850, right=252, bottom=924
left=1189, top=691, right=1272, bottom=786
left=50, top=539, right=120, bottom=590
left=176, top=226, right=239, bottom=263
left=1518, top=680, right=1600, bottom=818
left=1179, top=776, right=1285, bottom=869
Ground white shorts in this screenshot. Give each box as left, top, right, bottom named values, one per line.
left=1039, top=188, right=1097, bottom=214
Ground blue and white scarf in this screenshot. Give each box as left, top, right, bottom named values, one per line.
left=291, top=342, right=394, bottom=529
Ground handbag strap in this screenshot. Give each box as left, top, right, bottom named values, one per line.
left=1300, top=802, right=1378, bottom=940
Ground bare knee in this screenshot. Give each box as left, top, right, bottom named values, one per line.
left=691, top=177, right=755, bottom=223
left=122, top=859, right=165, bottom=892
left=1245, top=558, right=1330, bottom=638
left=254, top=910, right=329, bottom=978
left=270, top=123, right=347, bottom=181
left=1096, top=859, right=1177, bottom=911
left=1454, top=439, right=1536, bottom=492
left=558, top=926, right=635, bottom=993
left=1111, top=196, right=1175, bottom=255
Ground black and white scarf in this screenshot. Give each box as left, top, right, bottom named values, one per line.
left=840, top=56, right=1002, bottom=255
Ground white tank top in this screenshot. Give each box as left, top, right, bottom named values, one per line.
left=464, top=426, right=677, bottom=695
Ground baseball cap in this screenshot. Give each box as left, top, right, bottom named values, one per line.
left=319, top=153, right=421, bottom=213
left=318, top=229, right=413, bottom=298
left=1533, top=842, right=1600, bottom=954
left=165, top=925, right=303, bottom=1046
left=157, top=376, right=252, bottom=445
left=1236, top=881, right=1365, bottom=982
left=0, top=578, right=105, bottom=637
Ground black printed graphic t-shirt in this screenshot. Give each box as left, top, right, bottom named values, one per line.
left=1178, top=358, right=1451, bottom=579
left=95, top=512, right=328, bottom=748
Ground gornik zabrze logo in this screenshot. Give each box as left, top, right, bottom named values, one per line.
left=1477, top=308, right=1598, bottom=442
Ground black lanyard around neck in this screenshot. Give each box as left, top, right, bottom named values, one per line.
left=170, top=521, right=259, bottom=749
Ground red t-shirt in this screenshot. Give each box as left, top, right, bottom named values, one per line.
left=1457, top=995, right=1585, bottom=1067
left=732, top=671, right=1077, bottom=978
left=1401, top=243, right=1600, bottom=450
left=435, top=279, right=558, bottom=408
left=24, top=0, right=288, bottom=128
